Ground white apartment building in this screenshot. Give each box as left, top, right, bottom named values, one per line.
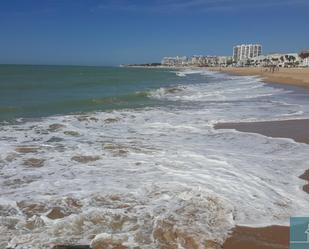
left=300, top=51, right=309, bottom=67
left=161, top=56, right=188, bottom=66
left=251, top=53, right=303, bottom=67
left=233, top=44, right=262, bottom=62
left=190, top=55, right=217, bottom=66
left=189, top=56, right=232, bottom=67
left=190, top=55, right=205, bottom=66
left=303, top=57, right=309, bottom=67
left=217, top=56, right=233, bottom=66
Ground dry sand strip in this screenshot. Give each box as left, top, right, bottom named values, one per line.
left=208, top=67, right=309, bottom=88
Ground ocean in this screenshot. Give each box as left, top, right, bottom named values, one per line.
left=1, top=65, right=309, bottom=248
left=0, top=65, right=189, bottom=122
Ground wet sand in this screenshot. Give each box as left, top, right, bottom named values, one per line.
left=52, top=119, right=307, bottom=249
left=223, top=226, right=289, bottom=249
left=209, top=67, right=309, bottom=88
left=216, top=118, right=309, bottom=249
left=215, top=119, right=309, bottom=144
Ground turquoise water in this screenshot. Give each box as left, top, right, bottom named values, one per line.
left=0, top=65, right=190, bottom=121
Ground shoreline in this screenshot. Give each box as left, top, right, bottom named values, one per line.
left=216, top=118, right=309, bottom=249
left=215, top=119, right=309, bottom=145
left=125, top=65, right=309, bottom=89
left=208, top=67, right=309, bottom=88
left=4, top=65, right=308, bottom=249
left=52, top=118, right=308, bottom=249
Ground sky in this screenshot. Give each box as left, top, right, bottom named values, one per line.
left=0, top=0, right=308, bottom=66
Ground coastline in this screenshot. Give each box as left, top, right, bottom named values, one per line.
left=215, top=119, right=309, bottom=145
left=3, top=64, right=309, bottom=249
left=124, top=65, right=198, bottom=70
left=212, top=69, right=309, bottom=249
left=125, top=65, right=309, bottom=89
left=208, top=67, right=309, bottom=88
left=216, top=118, right=309, bottom=249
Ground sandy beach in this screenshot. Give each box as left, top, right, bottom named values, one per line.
left=207, top=64, right=309, bottom=248
left=216, top=119, right=309, bottom=249
left=208, top=67, right=309, bottom=88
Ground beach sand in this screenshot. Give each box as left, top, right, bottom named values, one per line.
left=215, top=119, right=309, bottom=144
left=216, top=118, right=309, bottom=249
left=208, top=67, right=309, bottom=88
left=223, top=226, right=289, bottom=249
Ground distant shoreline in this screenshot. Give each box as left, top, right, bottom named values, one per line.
left=126, top=64, right=309, bottom=88
left=123, top=64, right=191, bottom=69
left=208, top=67, right=309, bottom=88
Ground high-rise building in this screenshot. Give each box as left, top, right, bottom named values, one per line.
left=233, top=44, right=262, bottom=62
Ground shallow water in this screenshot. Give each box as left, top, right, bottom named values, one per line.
left=1, top=67, right=309, bottom=248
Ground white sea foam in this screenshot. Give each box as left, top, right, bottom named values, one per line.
left=1, top=71, right=309, bottom=248
left=176, top=72, right=186, bottom=77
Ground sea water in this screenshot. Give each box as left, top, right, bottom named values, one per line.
left=0, top=65, right=309, bottom=248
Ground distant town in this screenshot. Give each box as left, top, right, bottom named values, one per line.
left=126, top=44, right=309, bottom=68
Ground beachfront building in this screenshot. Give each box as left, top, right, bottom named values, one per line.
left=190, top=55, right=207, bottom=66
left=161, top=56, right=189, bottom=67
left=299, top=51, right=309, bottom=67
left=251, top=53, right=283, bottom=67
left=250, top=53, right=302, bottom=67
left=202, top=55, right=218, bottom=67
left=302, top=57, right=309, bottom=67
left=206, top=56, right=220, bottom=67
left=233, top=44, right=262, bottom=63
left=188, top=55, right=232, bottom=67
left=276, top=53, right=302, bottom=67
left=162, top=55, right=234, bottom=67
left=250, top=55, right=267, bottom=67
left=217, top=56, right=233, bottom=67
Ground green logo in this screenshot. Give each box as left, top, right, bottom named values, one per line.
left=290, top=217, right=309, bottom=249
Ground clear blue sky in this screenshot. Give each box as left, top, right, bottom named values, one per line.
left=0, top=0, right=308, bottom=66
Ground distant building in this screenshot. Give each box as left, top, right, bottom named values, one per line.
left=251, top=53, right=302, bottom=67
left=190, top=55, right=205, bottom=66
left=233, top=44, right=262, bottom=63
left=161, top=54, right=236, bottom=68
left=217, top=56, right=233, bottom=67
left=190, top=55, right=216, bottom=66
left=188, top=55, right=232, bottom=67
left=204, top=56, right=218, bottom=66
left=299, top=51, right=309, bottom=67
left=161, top=56, right=188, bottom=66
left=303, top=57, right=309, bottom=67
